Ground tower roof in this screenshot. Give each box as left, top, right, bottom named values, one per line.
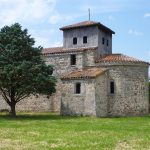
left=60, top=21, right=115, bottom=34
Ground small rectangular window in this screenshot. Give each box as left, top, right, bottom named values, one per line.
left=70, top=54, right=76, bottom=65
left=107, top=40, right=109, bottom=46
left=73, top=37, right=77, bottom=45
left=75, top=83, right=81, bottom=94
left=102, top=37, right=105, bottom=45
left=83, top=36, right=87, bottom=44
left=110, top=81, right=115, bottom=94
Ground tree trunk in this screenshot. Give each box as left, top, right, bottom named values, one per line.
left=10, top=102, right=16, bottom=118
left=9, top=87, right=17, bottom=118
left=10, top=90, right=16, bottom=118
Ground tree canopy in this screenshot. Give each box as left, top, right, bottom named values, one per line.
left=0, top=23, right=56, bottom=117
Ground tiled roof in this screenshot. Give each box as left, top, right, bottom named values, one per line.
left=60, top=21, right=115, bottom=34
left=42, top=47, right=63, bottom=55
left=42, top=46, right=97, bottom=55
left=95, top=54, right=149, bottom=65
left=61, top=68, right=107, bottom=80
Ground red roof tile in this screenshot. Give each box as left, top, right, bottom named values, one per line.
left=42, top=47, right=63, bottom=55
left=95, top=54, right=149, bottom=65
left=42, top=46, right=97, bottom=55
left=60, top=21, right=115, bottom=34
left=61, top=68, right=107, bottom=80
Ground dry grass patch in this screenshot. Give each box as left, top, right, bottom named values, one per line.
left=0, top=113, right=150, bottom=150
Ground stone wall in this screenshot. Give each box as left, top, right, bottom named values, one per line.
left=16, top=95, right=51, bottom=112
left=97, top=64, right=149, bottom=117
left=0, top=95, right=9, bottom=111
left=0, top=94, right=52, bottom=112
left=0, top=47, right=149, bottom=116
left=61, top=79, right=96, bottom=116
left=0, top=49, right=97, bottom=113
left=63, top=26, right=112, bottom=55
left=95, top=72, right=108, bottom=117
left=63, top=26, right=99, bottom=49
left=84, top=50, right=97, bottom=67
left=44, top=52, right=85, bottom=112
left=98, top=30, right=112, bottom=55
left=84, top=79, right=96, bottom=116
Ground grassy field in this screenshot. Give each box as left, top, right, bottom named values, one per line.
left=0, top=113, right=150, bottom=150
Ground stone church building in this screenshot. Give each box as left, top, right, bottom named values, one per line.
left=0, top=21, right=149, bottom=117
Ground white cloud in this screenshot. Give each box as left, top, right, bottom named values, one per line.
left=35, top=36, right=51, bottom=47
left=0, top=0, right=56, bottom=27
left=128, top=29, right=143, bottom=36
left=48, top=13, right=74, bottom=24
left=48, top=12, right=83, bottom=24
left=144, top=13, right=150, bottom=18
left=49, top=41, right=63, bottom=47
left=0, top=0, right=81, bottom=26
left=29, top=29, right=56, bottom=47
left=0, top=0, right=66, bottom=48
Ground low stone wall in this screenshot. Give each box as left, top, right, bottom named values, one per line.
left=0, top=95, right=9, bottom=111
left=0, top=94, right=59, bottom=113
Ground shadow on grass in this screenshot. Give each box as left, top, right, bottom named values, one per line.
left=0, top=112, right=150, bottom=121
left=0, top=112, right=82, bottom=121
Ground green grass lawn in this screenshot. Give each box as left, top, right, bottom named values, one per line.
left=0, top=113, right=150, bottom=150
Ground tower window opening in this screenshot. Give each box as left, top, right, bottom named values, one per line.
left=102, top=37, right=105, bottom=45
left=107, top=40, right=109, bottom=46
left=83, top=36, right=87, bottom=44
left=73, top=37, right=77, bottom=45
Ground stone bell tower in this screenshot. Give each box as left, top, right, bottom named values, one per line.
left=60, top=20, right=115, bottom=55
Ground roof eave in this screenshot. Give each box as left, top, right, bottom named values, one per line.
left=97, top=23, right=115, bottom=34
left=59, top=24, right=98, bottom=31
left=60, top=23, right=115, bottom=34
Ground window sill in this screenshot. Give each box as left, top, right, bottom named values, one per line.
left=108, top=93, right=115, bottom=97
left=73, top=94, right=83, bottom=96
left=70, top=65, right=76, bottom=67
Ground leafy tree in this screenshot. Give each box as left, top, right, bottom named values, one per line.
left=0, top=23, right=56, bottom=117
left=149, top=78, right=150, bottom=103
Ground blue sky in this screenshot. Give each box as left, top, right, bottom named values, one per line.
left=0, top=0, right=150, bottom=64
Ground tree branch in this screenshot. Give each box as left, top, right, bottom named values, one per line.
left=0, top=88, right=11, bottom=105
left=16, top=94, right=30, bottom=102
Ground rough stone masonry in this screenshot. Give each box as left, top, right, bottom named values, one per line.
left=0, top=20, right=149, bottom=117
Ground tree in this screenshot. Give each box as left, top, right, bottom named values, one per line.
left=149, top=78, right=150, bottom=103
left=0, top=23, right=56, bottom=117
